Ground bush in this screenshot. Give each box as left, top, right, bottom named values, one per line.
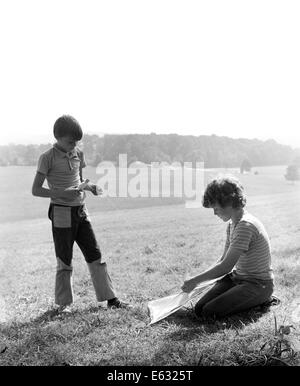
left=240, top=159, right=252, bottom=174
left=285, top=165, right=300, bottom=182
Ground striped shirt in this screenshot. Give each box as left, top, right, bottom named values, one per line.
left=37, top=144, right=86, bottom=206
left=224, top=212, right=274, bottom=281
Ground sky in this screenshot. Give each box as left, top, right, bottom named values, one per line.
left=0, top=0, right=299, bottom=148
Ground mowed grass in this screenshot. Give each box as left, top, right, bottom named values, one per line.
left=0, top=165, right=299, bottom=366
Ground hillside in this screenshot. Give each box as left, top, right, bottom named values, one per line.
left=0, top=180, right=299, bottom=366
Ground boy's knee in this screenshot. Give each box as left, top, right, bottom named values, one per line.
left=202, top=302, right=227, bottom=319
left=85, top=250, right=102, bottom=264
left=56, top=257, right=72, bottom=271
left=201, top=304, right=216, bottom=318
left=194, top=298, right=218, bottom=318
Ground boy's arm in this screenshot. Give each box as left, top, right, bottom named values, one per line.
left=77, top=151, right=102, bottom=195
left=182, top=223, right=253, bottom=292
left=32, top=172, right=80, bottom=201
left=79, top=164, right=83, bottom=183
left=181, top=247, right=242, bottom=292
left=83, top=181, right=102, bottom=195
left=80, top=169, right=102, bottom=196
left=217, top=244, right=230, bottom=263
left=32, top=172, right=52, bottom=198
left=216, top=224, right=230, bottom=263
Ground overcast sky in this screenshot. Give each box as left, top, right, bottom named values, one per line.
left=0, top=0, right=299, bottom=148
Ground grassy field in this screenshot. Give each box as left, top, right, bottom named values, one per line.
left=0, top=164, right=294, bottom=224
left=0, top=165, right=299, bottom=366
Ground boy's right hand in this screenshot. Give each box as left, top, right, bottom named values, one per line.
left=181, top=277, right=198, bottom=293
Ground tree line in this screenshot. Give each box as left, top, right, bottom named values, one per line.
left=1, top=133, right=300, bottom=169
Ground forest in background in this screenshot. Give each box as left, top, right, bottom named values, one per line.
left=1, top=133, right=300, bottom=168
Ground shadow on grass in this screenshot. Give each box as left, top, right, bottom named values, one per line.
left=150, top=304, right=277, bottom=365
left=29, top=304, right=110, bottom=325
left=1, top=301, right=147, bottom=334
left=153, top=303, right=275, bottom=340
left=0, top=304, right=108, bottom=334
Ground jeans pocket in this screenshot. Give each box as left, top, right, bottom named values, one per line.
left=53, top=206, right=72, bottom=228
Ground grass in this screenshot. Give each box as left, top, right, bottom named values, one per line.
left=0, top=165, right=300, bottom=366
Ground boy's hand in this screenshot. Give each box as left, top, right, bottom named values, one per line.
left=84, top=183, right=103, bottom=196
left=181, top=278, right=198, bottom=293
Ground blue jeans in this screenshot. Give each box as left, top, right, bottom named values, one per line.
left=194, top=273, right=274, bottom=318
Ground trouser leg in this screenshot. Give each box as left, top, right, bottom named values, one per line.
left=55, top=257, right=73, bottom=306
left=194, top=274, right=235, bottom=317
left=50, top=205, right=75, bottom=306
left=87, top=260, right=116, bottom=301
left=201, top=278, right=274, bottom=318
left=75, top=213, right=116, bottom=301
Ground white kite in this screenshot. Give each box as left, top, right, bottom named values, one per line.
left=148, top=277, right=222, bottom=325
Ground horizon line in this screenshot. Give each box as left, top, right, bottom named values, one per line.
left=1, top=132, right=300, bottom=151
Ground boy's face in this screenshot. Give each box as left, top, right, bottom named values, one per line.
left=211, top=203, right=233, bottom=222
left=56, top=136, right=79, bottom=152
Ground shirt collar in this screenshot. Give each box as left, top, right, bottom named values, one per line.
left=53, top=144, right=78, bottom=159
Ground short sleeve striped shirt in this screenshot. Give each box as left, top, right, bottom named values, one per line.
left=37, top=144, right=87, bottom=206
left=226, top=212, right=274, bottom=281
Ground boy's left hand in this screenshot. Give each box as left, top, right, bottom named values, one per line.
left=181, top=278, right=198, bottom=293
left=84, top=183, right=103, bottom=196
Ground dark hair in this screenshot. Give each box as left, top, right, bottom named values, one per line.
left=202, top=176, right=246, bottom=209
left=53, top=115, right=83, bottom=140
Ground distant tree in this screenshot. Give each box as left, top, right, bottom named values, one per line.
left=191, top=149, right=205, bottom=167
left=0, top=158, right=8, bottom=166
left=23, top=144, right=39, bottom=165
left=285, top=164, right=300, bottom=182
left=13, top=156, right=19, bottom=165
left=240, top=158, right=252, bottom=174
left=0, top=133, right=299, bottom=168
left=92, top=153, right=103, bottom=167
left=292, top=156, right=300, bottom=167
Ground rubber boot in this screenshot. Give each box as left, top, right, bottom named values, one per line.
left=55, top=257, right=73, bottom=306
left=87, top=259, right=116, bottom=301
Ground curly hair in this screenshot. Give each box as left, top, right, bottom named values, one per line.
left=53, top=115, right=83, bottom=140
left=202, top=176, right=246, bottom=209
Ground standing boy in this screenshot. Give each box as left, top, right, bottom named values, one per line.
left=32, top=115, right=130, bottom=310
